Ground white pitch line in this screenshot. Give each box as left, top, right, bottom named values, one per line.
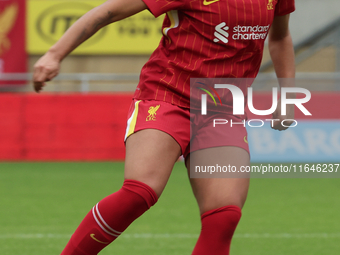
left=0, top=234, right=71, bottom=239
left=234, top=233, right=340, bottom=238
left=0, top=233, right=340, bottom=239
left=122, top=233, right=198, bottom=239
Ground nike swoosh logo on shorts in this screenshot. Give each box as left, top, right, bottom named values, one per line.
left=203, top=0, right=220, bottom=5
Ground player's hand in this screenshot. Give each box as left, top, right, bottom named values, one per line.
left=33, top=51, right=61, bottom=93
left=271, top=99, right=295, bottom=131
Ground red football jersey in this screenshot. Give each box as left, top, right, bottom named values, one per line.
left=134, top=0, right=295, bottom=109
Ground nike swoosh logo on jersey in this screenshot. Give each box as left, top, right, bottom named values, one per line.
left=203, top=0, right=220, bottom=5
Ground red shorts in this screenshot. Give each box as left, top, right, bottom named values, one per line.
left=125, top=99, right=249, bottom=158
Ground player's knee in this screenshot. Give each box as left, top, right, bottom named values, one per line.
left=201, top=205, right=242, bottom=232
left=122, top=179, right=158, bottom=208
left=199, top=198, right=245, bottom=215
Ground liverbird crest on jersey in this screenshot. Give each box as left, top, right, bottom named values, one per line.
left=267, top=0, right=276, bottom=10
left=0, top=3, right=18, bottom=56
left=146, top=105, right=160, bottom=121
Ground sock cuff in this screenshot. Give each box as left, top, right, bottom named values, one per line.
left=201, top=205, right=242, bottom=220
left=122, top=179, right=158, bottom=208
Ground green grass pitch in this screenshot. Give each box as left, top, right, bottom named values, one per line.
left=1, top=162, right=340, bottom=255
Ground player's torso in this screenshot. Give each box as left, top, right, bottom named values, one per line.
left=136, top=0, right=279, bottom=107
left=162, top=0, right=276, bottom=58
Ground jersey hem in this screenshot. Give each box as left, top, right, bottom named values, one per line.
left=275, top=6, right=296, bottom=16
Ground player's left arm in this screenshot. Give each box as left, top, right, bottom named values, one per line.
left=268, top=14, right=295, bottom=131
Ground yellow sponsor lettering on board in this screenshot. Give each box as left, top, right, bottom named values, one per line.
left=0, top=3, right=18, bottom=56
left=27, top=0, right=164, bottom=54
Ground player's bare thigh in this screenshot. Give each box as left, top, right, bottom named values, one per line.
left=125, top=129, right=182, bottom=197
left=186, top=146, right=250, bottom=215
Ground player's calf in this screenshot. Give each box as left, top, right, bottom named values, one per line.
left=60, top=179, right=158, bottom=255
left=192, top=205, right=242, bottom=255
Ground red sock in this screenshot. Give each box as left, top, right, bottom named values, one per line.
left=60, top=179, right=158, bottom=255
left=192, top=205, right=242, bottom=255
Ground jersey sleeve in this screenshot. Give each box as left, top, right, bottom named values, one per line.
left=142, top=0, right=186, bottom=17
left=274, top=0, right=295, bottom=16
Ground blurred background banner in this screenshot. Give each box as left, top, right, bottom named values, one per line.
left=27, top=0, right=164, bottom=55
left=0, top=0, right=27, bottom=84
left=246, top=85, right=340, bottom=163
left=248, top=121, right=340, bottom=163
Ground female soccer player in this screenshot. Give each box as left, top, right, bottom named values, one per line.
left=33, top=0, right=295, bottom=254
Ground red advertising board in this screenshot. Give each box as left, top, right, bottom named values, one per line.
left=0, top=93, right=338, bottom=161
left=0, top=0, right=26, bottom=85
left=0, top=93, right=133, bottom=161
